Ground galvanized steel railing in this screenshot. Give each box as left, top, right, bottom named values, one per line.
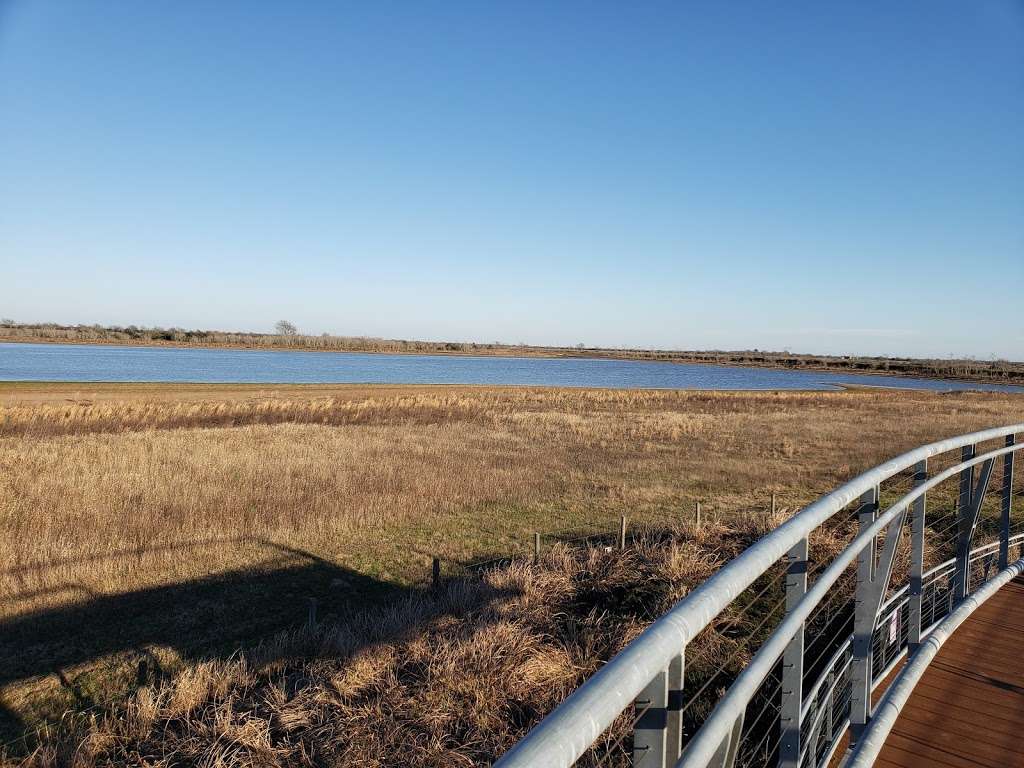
left=495, top=424, right=1023, bottom=768
left=795, top=533, right=1024, bottom=768
left=845, top=553, right=1024, bottom=768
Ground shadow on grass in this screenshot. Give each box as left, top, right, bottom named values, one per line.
left=0, top=539, right=515, bottom=753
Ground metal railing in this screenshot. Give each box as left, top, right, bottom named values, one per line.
left=495, top=424, right=1023, bottom=768
left=795, top=534, right=1023, bottom=768
left=845, top=553, right=1024, bottom=767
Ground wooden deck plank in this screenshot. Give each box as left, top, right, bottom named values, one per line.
left=893, top=709, right=1024, bottom=756
left=881, top=733, right=1006, bottom=768
left=874, top=576, right=1024, bottom=767
left=895, top=690, right=1024, bottom=733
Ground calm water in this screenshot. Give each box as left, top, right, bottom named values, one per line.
left=1, top=343, right=1022, bottom=393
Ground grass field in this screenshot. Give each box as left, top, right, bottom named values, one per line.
left=1, top=383, right=1022, bottom=765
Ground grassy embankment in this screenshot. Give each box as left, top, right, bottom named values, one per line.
left=3, top=321, right=1022, bottom=384
left=1, top=383, right=1022, bottom=765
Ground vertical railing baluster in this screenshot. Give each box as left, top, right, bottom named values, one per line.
left=779, top=536, right=808, bottom=768
left=953, top=444, right=976, bottom=601
left=808, top=695, right=822, bottom=766
left=954, top=448, right=996, bottom=602
left=824, top=669, right=834, bottom=743
left=712, top=714, right=745, bottom=768
left=634, top=668, right=668, bottom=767
left=849, top=485, right=878, bottom=746
left=908, top=458, right=927, bottom=652
left=666, top=651, right=685, bottom=764
left=1000, top=435, right=1015, bottom=570
left=959, top=444, right=976, bottom=512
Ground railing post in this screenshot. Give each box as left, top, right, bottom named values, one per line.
left=849, top=485, right=878, bottom=746
left=959, top=444, right=976, bottom=511
left=808, top=696, right=822, bottom=766
left=633, top=668, right=668, bottom=768
left=908, top=459, right=927, bottom=652
left=954, top=448, right=995, bottom=602
left=779, top=536, right=808, bottom=768
left=953, top=444, right=976, bottom=601
left=712, top=714, right=745, bottom=768
left=307, top=597, right=318, bottom=630
left=824, top=669, right=835, bottom=745
left=1000, top=435, right=1015, bottom=570
left=666, top=651, right=685, bottom=764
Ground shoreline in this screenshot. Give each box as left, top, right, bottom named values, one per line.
left=2, top=337, right=1022, bottom=389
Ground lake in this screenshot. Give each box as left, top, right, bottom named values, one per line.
left=0, top=342, right=1021, bottom=393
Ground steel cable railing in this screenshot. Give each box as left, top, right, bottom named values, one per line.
left=793, top=533, right=1024, bottom=768
left=675, top=455, right=990, bottom=766
left=846, top=555, right=1024, bottom=768
left=495, top=424, right=1023, bottom=768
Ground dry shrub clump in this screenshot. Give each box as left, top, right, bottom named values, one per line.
left=12, top=522, right=778, bottom=768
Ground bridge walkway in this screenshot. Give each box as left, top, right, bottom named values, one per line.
left=874, top=576, right=1024, bottom=768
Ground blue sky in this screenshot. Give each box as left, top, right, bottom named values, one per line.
left=1, top=2, right=1022, bottom=358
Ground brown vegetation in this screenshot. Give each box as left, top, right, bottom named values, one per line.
left=3, top=321, right=1022, bottom=384
left=11, top=527, right=777, bottom=768
left=1, top=384, right=1022, bottom=764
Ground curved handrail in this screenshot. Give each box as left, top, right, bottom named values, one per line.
left=679, top=442, right=1020, bottom=766
left=845, top=556, right=1024, bottom=768
left=796, top=531, right=1024, bottom=768
left=880, top=538, right=998, bottom=614
left=496, top=423, right=1024, bottom=768
left=798, top=530, right=1024, bottom=725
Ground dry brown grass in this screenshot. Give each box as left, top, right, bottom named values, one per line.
left=3, top=386, right=1020, bottom=599
left=0, top=383, right=1021, bottom=763
left=10, top=522, right=784, bottom=768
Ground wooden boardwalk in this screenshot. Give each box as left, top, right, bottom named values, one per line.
left=874, top=576, right=1024, bottom=768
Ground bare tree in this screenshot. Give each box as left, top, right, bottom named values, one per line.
left=275, top=320, right=298, bottom=336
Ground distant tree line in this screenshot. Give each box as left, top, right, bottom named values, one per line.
left=0, top=320, right=519, bottom=354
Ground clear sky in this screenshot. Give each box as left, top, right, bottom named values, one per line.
left=1, top=2, right=1021, bottom=358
